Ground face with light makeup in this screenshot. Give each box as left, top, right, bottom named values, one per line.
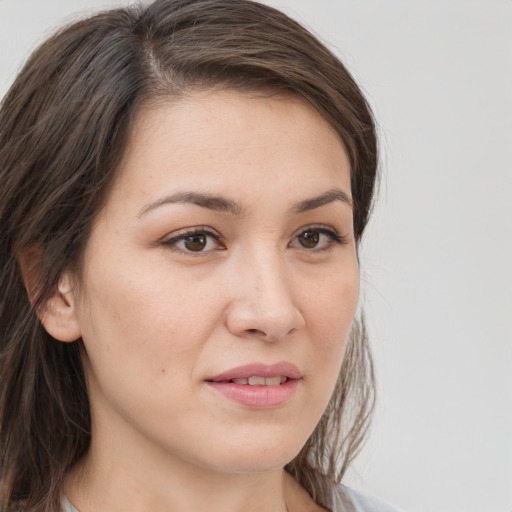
left=51, top=90, right=359, bottom=474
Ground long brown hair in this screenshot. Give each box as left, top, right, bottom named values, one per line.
left=0, top=1, right=378, bottom=510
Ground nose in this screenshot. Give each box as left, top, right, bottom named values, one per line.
left=225, top=253, right=305, bottom=342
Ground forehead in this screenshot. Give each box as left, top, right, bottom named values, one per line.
left=108, top=90, right=351, bottom=212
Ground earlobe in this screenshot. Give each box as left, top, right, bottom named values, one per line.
left=18, top=248, right=82, bottom=343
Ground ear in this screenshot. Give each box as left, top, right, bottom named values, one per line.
left=18, top=247, right=82, bottom=343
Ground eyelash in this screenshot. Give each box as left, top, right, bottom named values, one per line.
left=290, top=227, right=348, bottom=252
left=159, top=225, right=348, bottom=256
left=160, top=227, right=225, bottom=256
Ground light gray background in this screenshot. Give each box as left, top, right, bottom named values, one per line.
left=1, top=1, right=510, bottom=512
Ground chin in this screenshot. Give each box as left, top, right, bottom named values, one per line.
left=197, top=436, right=304, bottom=475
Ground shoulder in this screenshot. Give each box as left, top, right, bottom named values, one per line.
left=331, top=485, right=403, bottom=512
left=61, top=496, right=78, bottom=512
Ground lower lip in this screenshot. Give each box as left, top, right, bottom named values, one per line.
left=206, top=379, right=300, bottom=409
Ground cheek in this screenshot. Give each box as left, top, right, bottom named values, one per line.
left=307, top=263, right=359, bottom=342
left=75, top=267, right=221, bottom=446
left=302, top=262, right=359, bottom=388
left=77, top=259, right=220, bottom=385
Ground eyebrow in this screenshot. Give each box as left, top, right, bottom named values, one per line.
left=138, top=192, right=245, bottom=217
left=137, top=188, right=352, bottom=218
left=293, top=189, right=353, bottom=213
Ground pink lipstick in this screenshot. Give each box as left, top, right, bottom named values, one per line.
left=206, top=362, right=302, bottom=409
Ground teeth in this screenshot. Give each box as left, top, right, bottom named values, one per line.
left=264, top=376, right=283, bottom=386
left=248, top=376, right=266, bottom=386
left=231, top=376, right=288, bottom=386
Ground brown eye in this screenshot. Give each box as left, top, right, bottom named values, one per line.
left=184, top=234, right=207, bottom=252
left=297, top=230, right=320, bottom=249
left=291, top=227, right=345, bottom=252
left=161, top=229, right=222, bottom=254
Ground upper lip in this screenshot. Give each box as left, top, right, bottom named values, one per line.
left=207, top=362, right=302, bottom=382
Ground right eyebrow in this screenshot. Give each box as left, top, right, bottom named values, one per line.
left=137, top=191, right=246, bottom=218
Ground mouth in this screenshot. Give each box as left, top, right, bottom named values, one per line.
left=216, top=376, right=289, bottom=386
left=206, top=361, right=302, bottom=384
left=205, top=362, right=302, bottom=409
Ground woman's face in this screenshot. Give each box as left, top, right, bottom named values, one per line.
left=71, top=90, right=359, bottom=473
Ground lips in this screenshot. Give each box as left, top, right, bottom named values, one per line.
left=206, top=362, right=302, bottom=383
left=205, top=362, right=302, bottom=409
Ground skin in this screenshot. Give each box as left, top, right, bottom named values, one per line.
left=48, top=90, right=359, bottom=512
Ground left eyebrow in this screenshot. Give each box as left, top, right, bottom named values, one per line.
left=293, top=189, right=352, bottom=213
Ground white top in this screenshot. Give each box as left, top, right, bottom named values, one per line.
left=62, top=485, right=401, bottom=512
left=333, top=486, right=401, bottom=512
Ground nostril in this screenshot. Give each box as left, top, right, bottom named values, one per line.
left=246, top=328, right=264, bottom=336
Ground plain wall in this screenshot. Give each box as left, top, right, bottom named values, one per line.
left=1, top=1, right=511, bottom=511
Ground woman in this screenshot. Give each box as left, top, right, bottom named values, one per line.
left=0, top=1, right=397, bottom=511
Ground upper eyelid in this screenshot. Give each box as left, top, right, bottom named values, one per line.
left=291, top=223, right=341, bottom=237
left=160, top=226, right=221, bottom=242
